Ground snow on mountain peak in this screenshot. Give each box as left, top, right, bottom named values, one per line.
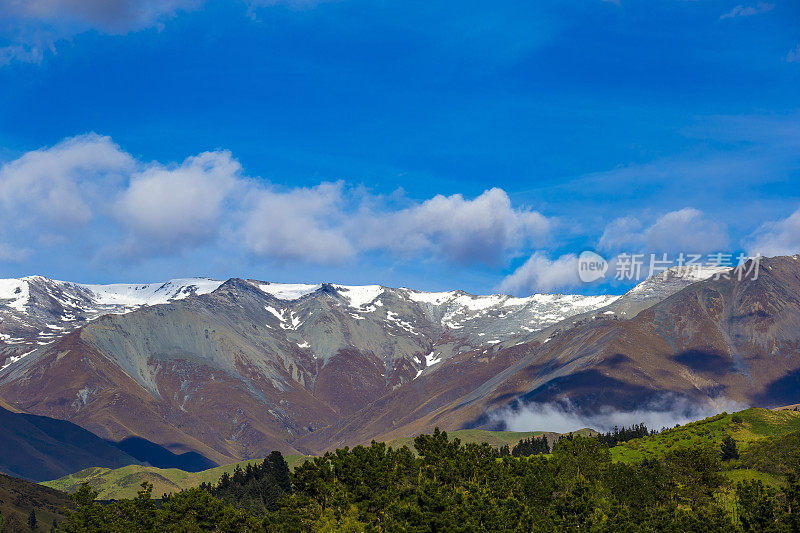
left=76, top=278, right=224, bottom=307
left=332, top=285, right=385, bottom=308
left=0, top=278, right=30, bottom=312
left=254, top=282, right=322, bottom=300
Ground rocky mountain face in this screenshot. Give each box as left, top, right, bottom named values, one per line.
left=1, top=257, right=798, bottom=464
left=0, top=275, right=618, bottom=461
left=297, top=256, right=800, bottom=452
left=0, top=276, right=222, bottom=369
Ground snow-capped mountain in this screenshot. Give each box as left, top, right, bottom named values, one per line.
left=0, top=276, right=223, bottom=368
left=0, top=275, right=621, bottom=371
left=0, top=265, right=752, bottom=462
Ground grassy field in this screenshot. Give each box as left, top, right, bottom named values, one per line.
left=610, top=407, right=800, bottom=463
left=723, top=468, right=783, bottom=487
left=41, top=455, right=309, bottom=500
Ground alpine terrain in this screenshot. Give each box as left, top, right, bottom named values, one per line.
left=1, top=255, right=798, bottom=466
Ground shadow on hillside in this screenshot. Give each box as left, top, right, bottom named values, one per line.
left=673, top=349, right=734, bottom=373
left=755, top=368, right=800, bottom=408
left=107, top=437, right=217, bottom=472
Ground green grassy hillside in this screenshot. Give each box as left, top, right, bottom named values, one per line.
left=0, top=473, right=70, bottom=532
left=41, top=455, right=308, bottom=501
left=608, top=407, right=800, bottom=488
left=610, top=407, right=800, bottom=463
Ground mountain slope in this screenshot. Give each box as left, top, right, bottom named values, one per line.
left=0, top=276, right=222, bottom=369
left=2, top=261, right=791, bottom=463
left=0, top=277, right=622, bottom=461
left=297, top=256, right=800, bottom=451
left=0, top=473, right=70, bottom=531
left=0, top=404, right=139, bottom=482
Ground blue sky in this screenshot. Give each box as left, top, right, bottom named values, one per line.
left=0, top=0, right=798, bottom=295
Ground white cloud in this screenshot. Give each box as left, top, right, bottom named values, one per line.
left=720, top=2, right=774, bottom=19
left=0, top=133, right=134, bottom=229
left=0, top=0, right=203, bottom=65
left=360, top=188, right=551, bottom=266
left=499, top=252, right=580, bottom=295
left=242, top=182, right=354, bottom=264
left=114, top=150, right=242, bottom=256
left=0, top=0, right=202, bottom=32
left=598, top=216, right=642, bottom=252
left=0, top=133, right=553, bottom=268
left=747, top=207, right=800, bottom=257
left=494, top=396, right=747, bottom=433
left=599, top=208, right=729, bottom=255
left=0, top=242, right=32, bottom=263
left=644, top=208, right=729, bottom=253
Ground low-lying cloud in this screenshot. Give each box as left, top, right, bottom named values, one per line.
left=493, top=396, right=748, bottom=434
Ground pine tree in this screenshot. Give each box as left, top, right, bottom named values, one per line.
left=721, top=435, right=739, bottom=461
left=60, top=483, right=106, bottom=533
left=27, top=509, right=37, bottom=531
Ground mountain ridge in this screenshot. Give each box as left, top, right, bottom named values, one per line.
left=2, top=259, right=795, bottom=467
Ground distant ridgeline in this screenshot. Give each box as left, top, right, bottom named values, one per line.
left=495, top=424, right=654, bottom=458
left=48, top=408, right=800, bottom=532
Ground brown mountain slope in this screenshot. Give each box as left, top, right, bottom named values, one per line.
left=0, top=329, right=336, bottom=463
left=299, top=256, right=800, bottom=451
left=2, top=257, right=799, bottom=461
left=0, top=276, right=614, bottom=462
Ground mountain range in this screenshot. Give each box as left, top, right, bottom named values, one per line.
left=1, top=256, right=798, bottom=471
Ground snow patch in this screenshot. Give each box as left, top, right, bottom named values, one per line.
left=77, top=278, right=223, bottom=306
left=256, top=282, right=321, bottom=300
left=405, top=289, right=457, bottom=305
left=334, top=285, right=384, bottom=308
left=0, top=278, right=30, bottom=311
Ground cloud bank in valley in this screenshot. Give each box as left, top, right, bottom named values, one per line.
left=493, top=396, right=749, bottom=434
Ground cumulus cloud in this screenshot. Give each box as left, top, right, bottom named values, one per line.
left=747, top=207, right=800, bottom=257
left=597, top=216, right=642, bottom=252
left=360, top=188, right=551, bottom=266
left=720, top=2, right=774, bottom=19
left=494, top=396, right=747, bottom=434
left=0, top=133, right=554, bottom=268
left=499, top=252, right=580, bottom=295
left=644, top=208, right=729, bottom=253
left=114, top=150, right=243, bottom=257
left=599, top=208, right=729, bottom=255
left=0, top=133, right=134, bottom=229
left=242, top=182, right=354, bottom=263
